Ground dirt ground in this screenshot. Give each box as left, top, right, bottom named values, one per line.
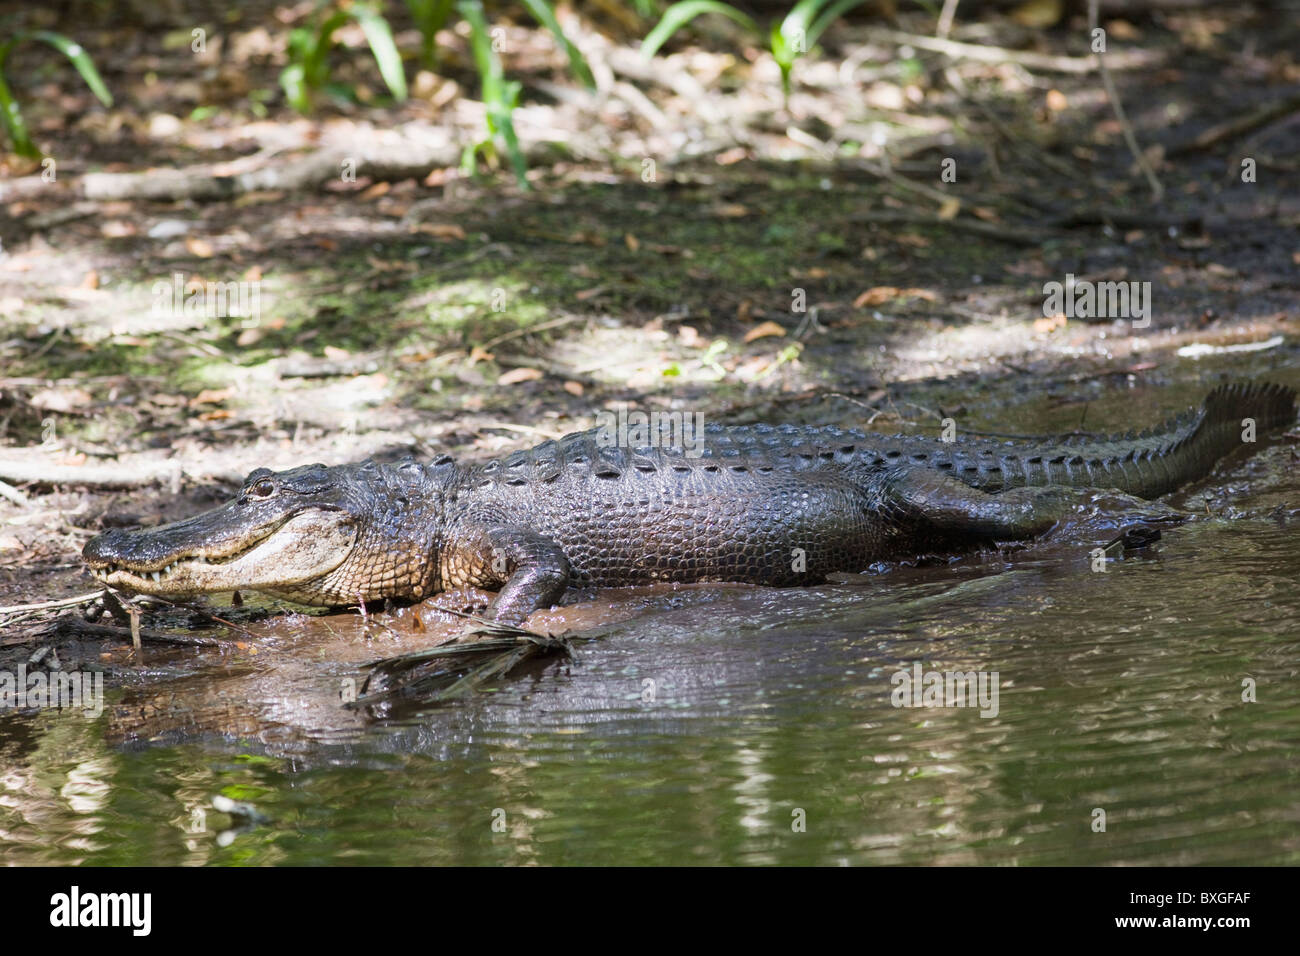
left=1, top=2, right=1298, bottom=668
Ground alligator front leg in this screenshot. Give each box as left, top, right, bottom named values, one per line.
left=884, top=466, right=1189, bottom=542
left=478, top=526, right=572, bottom=625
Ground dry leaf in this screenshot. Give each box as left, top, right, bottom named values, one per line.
left=1046, top=89, right=1068, bottom=112
left=360, top=182, right=390, bottom=200
left=625, top=233, right=640, bottom=252
left=1011, top=0, right=1063, bottom=28
left=734, top=357, right=772, bottom=381
left=366, top=256, right=412, bottom=273
left=232, top=191, right=284, bottom=207
left=854, top=287, right=902, bottom=308
left=1106, top=19, right=1140, bottom=40
left=189, top=388, right=234, bottom=407
left=712, top=203, right=750, bottom=218
left=497, top=367, right=543, bottom=386
left=1034, top=313, right=1067, bottom=334
left=744, top=321, right=787, bottom=342
left=411, top=222, right=466, bottom=240
left=29, top=387, right=93, bottom=412
left=937, top=197, right=961, bottom=220
left=185, top=237, right=215, bottom=258
left=562, top=380, right=584, bottom=396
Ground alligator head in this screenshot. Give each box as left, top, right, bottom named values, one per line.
left=82, top=460, right=439, bottom=606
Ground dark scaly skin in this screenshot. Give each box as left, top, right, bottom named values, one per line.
left=83, top=382, right=1296, bottom=624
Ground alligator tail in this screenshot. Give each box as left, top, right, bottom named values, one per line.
left=1030, top=381, right=1296, bottom=497
left=1154, top=380, right=1296, bottom=492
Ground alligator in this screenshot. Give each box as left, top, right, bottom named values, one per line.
left=83, top=382, right=1296, bottom=625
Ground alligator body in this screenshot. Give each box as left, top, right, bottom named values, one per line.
left=83, top=383, right=1296, bottom=624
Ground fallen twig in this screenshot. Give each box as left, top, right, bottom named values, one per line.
left=0, top=478, right=29, bottom=506
left=1167, top=91, right=1300, bottom=156
left=9, top=615, right=234, bottom=649
left=867, top=28, right=1162, bottom=74
left=1088, top=0, right=1163, bottom=201
left=0, top=589, right=106, bottom=619
left=854, top=210, right=1050, bottom=245
left=0, top=453, right=183, bottom=490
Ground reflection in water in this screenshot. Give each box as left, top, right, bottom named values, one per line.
left=2, top=382, right=1298, bottom=865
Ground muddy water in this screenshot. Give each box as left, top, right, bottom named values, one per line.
left=2, top=368, right=1298, bottom=866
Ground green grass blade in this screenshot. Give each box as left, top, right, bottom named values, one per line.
left=517, top=0, right=595, bottom=89
left=807, top=0, right=871, bottom=50
left=0, top=69, right=39, bottom=157
left=641, top=1, right=758, bottom=59
left=773, top=0, right=823, bottom=61
left=404, top=0, right=455, bottom=66
left=279, top=62, right=310, bottom=114
left=28, top=30, right=113, bottom=106
left=304, top=10, right=349, bottom=91
left=458, top=0, right=529, bottom=187
left=349, top=3, right=408, bottom=101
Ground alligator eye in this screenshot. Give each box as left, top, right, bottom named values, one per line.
left=249, top=479, right=275, bottom=498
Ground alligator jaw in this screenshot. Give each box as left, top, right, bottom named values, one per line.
left=84, top=510, right=357, bottom=598
left=87, top=525, right=277, bottom=590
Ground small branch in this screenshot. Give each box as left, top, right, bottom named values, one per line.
left=1090, top=0, right=1163, bottom=201
left=848, top=157, right=964, bottom=208
left=0, top=478, right=29, bottom=506
left=936, top=0, right=961, bottom=40
left=855, top=211, right=1050, bottom=246
left=0, top=453, right=183, bottom=490
left=476, top=421, right=567, bottom=440
left=0, top=590, right=105, bottom=618
left=477, top=313, right=589, bottom=351
left=18, top=616, right=233, bottom=649
left=867, top=28, right=1162, bottom=74
left=1167, top=92, right=1300, bottom=156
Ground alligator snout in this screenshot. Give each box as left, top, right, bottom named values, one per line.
left=84, top=521, right=218, bottom=572
left=83, top=527, right=145, bottom=567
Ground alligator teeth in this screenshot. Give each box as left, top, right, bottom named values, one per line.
left=151, top=571, right=161, bottom=581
